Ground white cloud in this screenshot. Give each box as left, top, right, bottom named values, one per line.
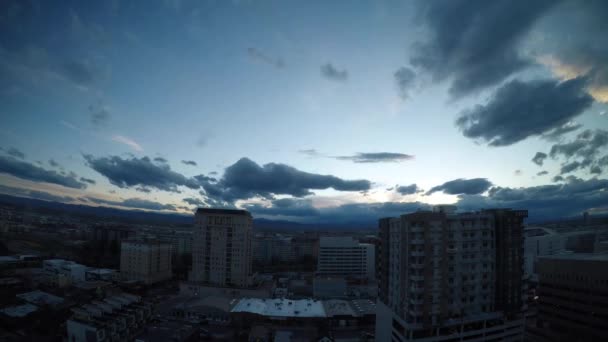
left=111, top=135, right=143, bottom=152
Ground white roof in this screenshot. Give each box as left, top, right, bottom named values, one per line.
left=231, top=298, right=326, bottom=318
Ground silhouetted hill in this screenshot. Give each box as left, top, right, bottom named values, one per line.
left=0, top=193, right=374, bottom=230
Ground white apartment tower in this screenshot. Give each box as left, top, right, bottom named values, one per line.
left=191, top=208, right=253, bottom=287
left=120, top=239, right=172, bottom=284
left=376, top=207, right=528, bottom=342
left=317, top=236, right=375, bottom=280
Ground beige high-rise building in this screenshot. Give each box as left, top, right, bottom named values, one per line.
left=376, top=207, right=528, bottom=342
left=120, top=239, right=172, bottom=284
left=191, top=208, right=253, bottom=287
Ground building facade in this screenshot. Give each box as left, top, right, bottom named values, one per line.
left=66, top=293, right=152, bottom=342
left=375, top=207, right=528, bottom=341
left=316, top=236, right=375, bottom=281
left=523, top=227, right=566, bottom=281
left=527, top=254, right=608, bottom=342
left=120, top=239, right=172, bottom=284
left=191, top=208, right=253, bottom=287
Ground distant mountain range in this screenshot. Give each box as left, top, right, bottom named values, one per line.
left=0, top=193, right=373, bottom=231
left=1, top=193, right=602, bottom=231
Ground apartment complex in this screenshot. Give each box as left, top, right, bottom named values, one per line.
left=376, top=207, right=528, bottom=341
left=66, top=293, right=152, bottom=342
left=317, top=236, right=375, bottom=280
left=191, top=208, right=253, bottom=287
left=120, top=239, right=172, bottom=285
left=527, top=253, right=608, bottom=341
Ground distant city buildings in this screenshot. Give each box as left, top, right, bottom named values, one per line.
left=93, top=225, right=136, bottom=243
left=253, top=234, right=318, bottom=264
left=527, top=253, right=608, bottom=342
left=523, top=227, right=566, bottom=281
left=190, top=208, right=253, bottom=287
left=317, top=236, right=375, bottom=281
left=43, top=259, right=118, bottom=287
left=376, top=207, right=528, bottom=341
left=120, top=239, right=172, bottom=285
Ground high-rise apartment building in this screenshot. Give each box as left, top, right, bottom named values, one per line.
left=527, top=253, right=608, bottom=342
left=317, top=236, right=375, bottom=280
left=191, top=208, right=253, bottom=287
left=376, top=207, right=528, bottom=341
left=120, top=239, right=172, bottom=284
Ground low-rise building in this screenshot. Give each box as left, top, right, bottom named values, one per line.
left=317, top=237, right=375, bottom=281
left=66, top=293, right=152, bottom=342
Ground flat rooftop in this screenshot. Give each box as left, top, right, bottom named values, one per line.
left=17, top=290, right=64, bottom=306
left=231, top=298, right=326, bottom=318
left=1, top=304, right=38, bottom=318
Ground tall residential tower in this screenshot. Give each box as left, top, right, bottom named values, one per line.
left=376, top=207, right=527, bottom=341
left=190, top=208, right=253, bottom=287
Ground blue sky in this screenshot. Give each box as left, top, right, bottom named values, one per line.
left=1, top=0, right=607, bottom=223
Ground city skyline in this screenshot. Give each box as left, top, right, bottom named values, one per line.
left=1, top=0, right=608, bottom=224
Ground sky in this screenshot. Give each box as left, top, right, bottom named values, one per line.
left=1, top=0, right=607, bottom=224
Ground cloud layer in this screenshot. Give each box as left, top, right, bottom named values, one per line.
left=0, top=156, right=87, bottom=189
left=84, top=155, right=199, bottom=192
left=334, top=152, right=414, bottom=163
left=456, top=77, right=593, bottom=146
left=411, top=0, right=557, bottom=97
left=427, top=178, right=492, bottom=195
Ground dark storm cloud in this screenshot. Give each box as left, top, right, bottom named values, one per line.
left=410, top=0, right=558, bottom=97
left=463, top=176, right=608, bottom=220
left=181, top=160, right=197, bottom=166
left=550, top=130, right=608, bottom=160
left=537, top=171, right=549, bottom=176
left=394, top=67, right=416, bottom=100
left=396, top=184, right=421, bottom=195
left=246, top=198, right=430, bottom=224
left=86, top=196, right=176, bottom=211
left=533, top=1, right=608, bottom=103
left=0, top=156, right=87, bottom=189
left=247, top=48, right=285, bottom=69
left=6, top=147, right=25, bottom=159
left=548, top=129, right=608, bottom=174
left=0, top=184, right=76, bottom=203
left=79, top=177, right=96, bottom=184
left=456, top=77, right=593, bottom=146
left=320, top=63, right=348, bottom=82
left=48, top=159, right=60, bottom=167
left=153, top=157, right=167, bottom=163
left=553, top=175, right=565, bottom=182
left=334, top=152, right=414, bottom=163
left=183, top=197, right=205, bottom=207
left=541, top=122, right=582, bottom=141
left=199, top=158, right=371, bottom=202
left=83, top=154, right=199, bottom=192
left=245, top=198, right=320, bottom=217
left=427, top=178, right=492, bottom=195
left=532, top=152, right=548, bottom=166
left=560, top=161, right=581, bottom=174
left=135, top=186, right=151, bottom=193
